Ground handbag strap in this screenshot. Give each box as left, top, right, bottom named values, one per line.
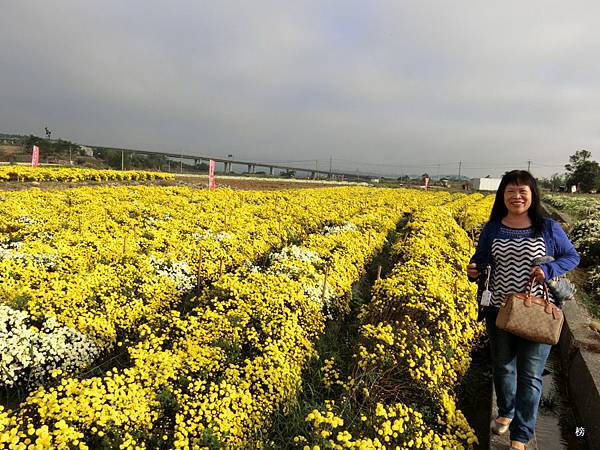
left=527, top=275, right=550, bottom=305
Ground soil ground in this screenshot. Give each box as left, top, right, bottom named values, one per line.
left=0, top=174, right=367, bottom=192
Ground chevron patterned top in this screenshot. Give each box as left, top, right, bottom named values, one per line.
left=490, top=225, right=555, bottom=306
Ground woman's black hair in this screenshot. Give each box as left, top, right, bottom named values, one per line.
left=490, top=170, right=546, bottom=235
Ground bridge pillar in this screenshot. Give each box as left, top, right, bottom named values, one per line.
left=269, top=167, right=273, bottom=176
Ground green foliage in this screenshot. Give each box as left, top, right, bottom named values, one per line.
left=539, top=173, right=565, bottom=192
left=21, top=135, right=78, bottom=158
left=570, top=219, right=600, bottom=266
left=196, top=428, right=226, bottom=449
left=565, top=150, right=600, bottom=193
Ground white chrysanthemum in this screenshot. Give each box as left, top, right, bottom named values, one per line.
left=321, top=222, right=359, bottom=235
left=35, top=231, right=55, bottom=241
left=268, top=245, right=321, bottom=264
left=0, top=240, right=24, bottom=250
left=266, top=245, right=336, bottom=317
left=17, top=215, right=39, bottom=225
left=0, top=249, right=60, bottom=270
left=0, top=304, right=100, bottom=388
left=302, top=282, right=336, bottom=319
left=192, top=230, right=234, bottom=241
left=149, top=256, right=195, bottom=293
left=144, top=213, right=171, bottom=223
left=243, top=260, right=262, bottom=273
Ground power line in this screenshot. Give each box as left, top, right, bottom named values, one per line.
left=530, top=162, right=566, bottom=168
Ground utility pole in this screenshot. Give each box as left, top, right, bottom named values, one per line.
left=527, top=160, right=531, bottom=172
left=180, top=151, right=183, bottom=173
left=121, top=150, right=124, bottom=170
left=458, top=160, right=462, bottom=180
left=329, top=155, right=333, bottom=179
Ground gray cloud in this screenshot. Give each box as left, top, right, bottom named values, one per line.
left=2, top=0, right=600, bottom=178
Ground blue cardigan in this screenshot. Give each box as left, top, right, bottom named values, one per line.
left=470, top=218, right=580, bottom=280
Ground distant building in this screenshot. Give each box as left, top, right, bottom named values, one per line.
left=471, top=177, right=501, bottom=192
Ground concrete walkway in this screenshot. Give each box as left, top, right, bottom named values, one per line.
left=489, top=388, right=539, bottom=450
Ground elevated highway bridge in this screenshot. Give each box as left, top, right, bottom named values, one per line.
left=87, top=144, right=374, bottom=181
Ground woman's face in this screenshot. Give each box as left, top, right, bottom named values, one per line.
left=503, top=183, right=532, bottom=216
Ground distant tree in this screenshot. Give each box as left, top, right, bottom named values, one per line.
left=547, top=173, right=565, bottom=192
left=93, top=148, right=123, bottom=169
left=22, top=135, right=44, bottom=153
left=144, top=154, right=168, bottom=169
left=565, top=150, right=600, bottom=192
left=194, top=162, right=209, bottom=171
left=20, top=135, right=77, bottom=160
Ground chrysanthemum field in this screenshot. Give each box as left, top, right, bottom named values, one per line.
left=0, top=182, right=493, bottom=449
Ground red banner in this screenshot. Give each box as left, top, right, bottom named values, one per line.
left=31, top=145, right=40, bottom=167
left=208, top=160, right=216, bottom=189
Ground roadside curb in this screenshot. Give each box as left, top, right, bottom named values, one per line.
left=542, top=201, right=574, bottom=230
left=559, top=298, right=600, bottom=449
left=543, top=200, right=600, bottom=448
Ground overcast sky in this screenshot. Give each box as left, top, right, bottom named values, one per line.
left=2, top=1, right=600, bottom=178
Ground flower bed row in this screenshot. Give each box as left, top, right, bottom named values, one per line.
left=544, top=193, right=600, bottom=265
left=296, top=196, right=492, bottom=449
left=444, top=192, right=493, bottom=237
left=544, top=194, right=600, bottom=221
left=0, top=166, right=175, bottom=183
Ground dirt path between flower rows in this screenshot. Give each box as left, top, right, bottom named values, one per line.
left=0, top=175, right=361, bottom=192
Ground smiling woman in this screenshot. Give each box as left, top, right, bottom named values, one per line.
left=468, top=170, right=580, bottom=450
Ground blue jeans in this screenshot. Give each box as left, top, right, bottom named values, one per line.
left=485, top=308, right=552, bottom=444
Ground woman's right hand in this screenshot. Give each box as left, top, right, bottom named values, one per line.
left=467, top=263, right=479, bottom=278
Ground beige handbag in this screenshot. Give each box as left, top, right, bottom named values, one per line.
left=496, top=278, right=564, bottom=345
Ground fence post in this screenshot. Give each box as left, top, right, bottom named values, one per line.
left=196, top=247, right=203, bottom=295
left=321, top=265, right=330, bottom=303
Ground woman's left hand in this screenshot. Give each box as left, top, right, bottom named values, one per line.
left=531, top=266, right=545, bottom=282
